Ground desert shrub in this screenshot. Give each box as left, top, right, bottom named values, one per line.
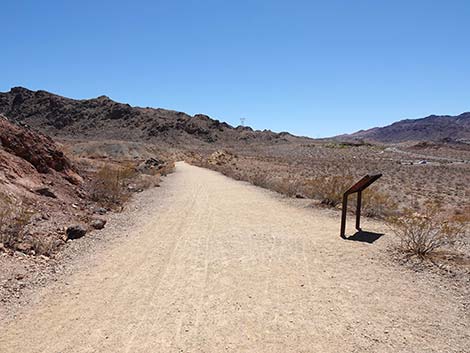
left=270, top=177, right=301, bottom=197
left=303, top=175, right=354, bottom=207
left=388, top=203, right=465, bottom=257
left=361, top=187, right=398, bottom=218
left=135, top=173, right=161, bottom=189
left=90, top=161, right=171, bottom=207
left=0, top=192, right=32, bottom=250
left=30, top=235, right=56, bottom=256
left=90, top=163, right=137, bottom=206
left=215, top=164, right=237, bottom=179
left=159, top=161, right=175, bottom=176
left=250, top=172, right=270, bottom=188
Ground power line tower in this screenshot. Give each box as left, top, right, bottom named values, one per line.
left=240, top=117, right=246, bottom=126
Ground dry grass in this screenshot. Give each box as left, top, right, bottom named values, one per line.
left=0, top=192, right=57, bottom=255
left=30, top=235, right=56, bottom=256
left=89, top=163, right=137, bottom=207
left=0, top=192, right=32, bottom=251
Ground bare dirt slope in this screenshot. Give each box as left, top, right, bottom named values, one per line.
left=0, top=163, right=468, bottom=353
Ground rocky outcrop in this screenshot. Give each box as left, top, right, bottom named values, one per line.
left=207, top=150, right=237, bottom=165
left=137, top=158, right=165, bottom=174
left=0, top=115, right=73, bottom=174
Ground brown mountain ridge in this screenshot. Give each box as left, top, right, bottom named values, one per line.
left=0, top=87, right=309, bottom=150
left=340, top=112, right=470, bottom=143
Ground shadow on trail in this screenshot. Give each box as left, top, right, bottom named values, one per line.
left=343, top=231, right=384, bottom=244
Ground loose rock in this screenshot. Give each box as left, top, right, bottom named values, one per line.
left=90, top=219, right=106, bottom=230
left=94, top=207, right=108, bottom=215
left=66, top=225, right=87, bottom=240
left=34, top=187, right=57, bottom=198
left=15, top=242, right=32, bottom=253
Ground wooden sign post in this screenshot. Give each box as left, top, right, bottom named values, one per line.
left=340, top=174, right=382, bottom=238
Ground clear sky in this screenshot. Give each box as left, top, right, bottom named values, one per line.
left=1, top=1, right=469, bottom=137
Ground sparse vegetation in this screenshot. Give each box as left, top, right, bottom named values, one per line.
left=302, top=175, right=354, bottom=207
left=89, top=160, right=174, bottom=208
left=30, top=235, right=56, bottom=256
left=159, top=161, right=176, bottom=176
left=90, top=163, right=136, bottom=207
left=388, top=203, right=465, bottom=257
left=0, top=192, right=32, bottom=251
left=190, top=153, right=397, bottom=218
left=361, top=187, right=398, bottom=218
left=250, top=172, right=270, bottom=189
left=268, top=177, right=301, bottom=197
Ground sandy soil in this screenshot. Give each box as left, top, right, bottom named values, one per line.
left=0, top=162, right=468, bottom=353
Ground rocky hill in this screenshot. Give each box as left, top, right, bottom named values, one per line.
left=0, top=87, right=309, bottom=150
left=0, top=114, right=88, bottom=251
left=341, top=113, right=470, bottom=143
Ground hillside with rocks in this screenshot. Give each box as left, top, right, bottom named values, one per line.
left=0, top=87, right=310, bottom=150
left=0, top=115, right=88, bottom=253
left=340, top=112, right=470, bottom=143
left=0, top=111, right=174, bottom=252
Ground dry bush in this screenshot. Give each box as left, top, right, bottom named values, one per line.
left=159, top=161, right=175, bottom=176
left=0, top=192, right=32, bottom=250
left=90, top=160, right=172, bottom=207
left=303, top=175, right=354, bottom=207
left=90, top=163, right=137, bottom=207
left=388, top=203, right=465, bottom=257
left=249, top=172, right=270, bottom=188
left=30, top=235, right=56, bottom=256
left=135, top=173, right=161, bottom=189
left=361, top=187, right=398, bottom=218
left=269, top=177, right=301, bottom=197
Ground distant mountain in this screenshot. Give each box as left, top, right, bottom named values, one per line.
left=339, top=113, right=470, bottom=143
left=0, top=87, right=309, bottom=149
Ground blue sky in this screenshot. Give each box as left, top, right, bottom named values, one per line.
left=1, top=0, right=469, bottom=137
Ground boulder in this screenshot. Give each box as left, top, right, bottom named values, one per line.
left=66, top=225, right=87, bottom=240
left=207, top=150, right=237, bottom=166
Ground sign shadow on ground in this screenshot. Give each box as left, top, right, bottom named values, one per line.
left=344, top=230, right=384, bottom=244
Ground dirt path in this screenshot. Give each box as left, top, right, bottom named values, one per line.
left=0, top=162, right=468, bottom=352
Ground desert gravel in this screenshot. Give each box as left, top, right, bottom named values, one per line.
left=0, top=162, right=468, bottom=352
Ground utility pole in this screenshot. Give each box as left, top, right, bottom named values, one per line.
left=240, top=117, right=246, bottom=126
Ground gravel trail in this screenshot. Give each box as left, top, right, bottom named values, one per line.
left=0, top=162, right=468, bottom=352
